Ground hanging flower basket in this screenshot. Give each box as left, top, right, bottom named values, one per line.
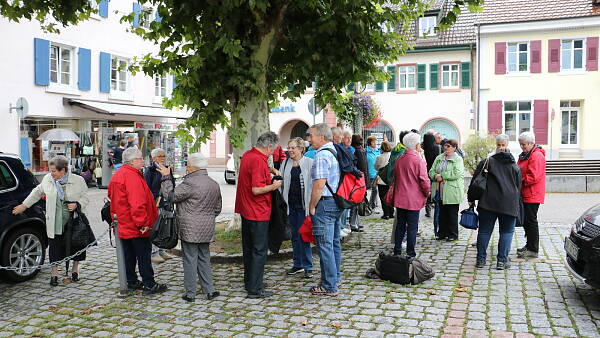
left=335, top=93, right=382, bottom=129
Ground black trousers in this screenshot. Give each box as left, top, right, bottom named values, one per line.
left=523, top=203, right=540, bottom=252
left=241, top=217, right=269, bottom=295
left=121, top=237, right=156, bottom=288
left=439, top=204, right=459, bottom=239
left=377, top=184, right=394, bottom=217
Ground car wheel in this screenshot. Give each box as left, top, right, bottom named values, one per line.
left=0, top=228, right=45, bottom=282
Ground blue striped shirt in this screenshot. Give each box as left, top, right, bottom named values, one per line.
left=312, top=142, right=340, bottom=197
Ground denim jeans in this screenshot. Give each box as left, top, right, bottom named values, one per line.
left=476, top=208, right=517, bottom=263
left=289, top=205, right=313, bottom=271
left=369, top=184, right=379, bottom=209
left=121, top=237, right=156, bottom=288
left=311, top=198, right=341, bottom=292
left=394, top=208, right=420, bottom=257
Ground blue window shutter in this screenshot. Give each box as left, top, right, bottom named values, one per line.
left=99, top=0, right=109, bottom=18
left=172, top=75, right=177, bottom=89
left=155, top=9, right=162, bottom=22
left=132, top=3, right=141, bottom=27
left=34, top=38, right=50, bottom=86
left=99, top=52, right=111, bottom=92
left=78, top=48, right=91, bottom=90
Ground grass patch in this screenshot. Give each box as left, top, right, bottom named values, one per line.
left=211, top=222, right=291, bottom=255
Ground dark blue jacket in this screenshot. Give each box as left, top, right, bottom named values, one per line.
left=144, top=164, right=164, bottom=200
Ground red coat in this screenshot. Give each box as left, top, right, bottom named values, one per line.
left=272, top=145, right=286, bottom=163
left=392, top=150, right=431, bottom=211
left=108, top=164, right=158, bottom=239
left=518, top=146, right=546, bottom=204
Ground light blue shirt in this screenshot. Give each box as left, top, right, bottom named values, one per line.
left=312, top=142, right=340, bottom=197
left=304, top=146, right=316, bottom=159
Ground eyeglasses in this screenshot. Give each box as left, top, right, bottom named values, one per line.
left=288, top=146, right=298, bottom=150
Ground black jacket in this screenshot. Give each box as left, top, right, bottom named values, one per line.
left=422, top=133, right=440, bottom=171
left=353, top=146, right=370, bottom=186
left=468, top=152, right=522, bottom=218
left=144, top=164, right=166, bottom=200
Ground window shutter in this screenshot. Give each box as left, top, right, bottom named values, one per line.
left=586, top=37, right=599, bottom=71
left=312, top=77, right=318, bottom=90
left=132, top=2, right=141, bottom=28
left=417, top=64, right=426, bottom=90
left=429, top=64, right=438, bottom=90
left=78, top=48, right=91, bottom=91
left=346, top=82, right=355, bottom=92
left=495, top=42, right=506, bottom=74
left=487, top=101, right=503, bottom=134
left=548, top=39, right=561, bottom=72
left=460, top=62, right=471, bottom=89
left=172, top=75, right=177, bottom=89
left=155, top=9, right=162, bottom=22
left=375, top=66, right=384, bottom=92
left=530, top=40, right=542, bottom=73
left=34, top=38, right=50, bottom=86
left=99, top=52, right=111, bottom=93
left=386, top=65, right=396, bottom=91
left=99, top=0, right=109, bottom=18
left=533, top=100, right=549, bottom=145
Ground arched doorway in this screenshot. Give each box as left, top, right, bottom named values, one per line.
left=421, top=118, right=460, bottom=142
left=278, top=119, right=310, bottom=146
left=290, top=121, right=309, bottom=139
left=362, top=120, right=395, bottom=146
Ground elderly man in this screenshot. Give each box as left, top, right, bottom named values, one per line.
left=308, top=123, right=342, bottom=297
left=331, top=127, right=343, bottom=145
left=342, top=131, right=355, bottom=155
left=108, top=147, right=168, bottom=296
left=235, top=132, right=282, bottom=298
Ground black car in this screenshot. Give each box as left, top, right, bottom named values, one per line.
left=0, top=153, right=47, bottom=282
left=565, top=203, right=600, bottom=288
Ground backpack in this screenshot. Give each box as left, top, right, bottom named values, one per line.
left=410, top=258, right=435, bottom=284
left=375, top=252, right=411, bottom=285
left=384, top=144, right=406, bottom=185
left=321, top=145, right=366, bottom=209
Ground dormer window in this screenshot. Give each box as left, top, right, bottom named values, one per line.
left=418, top=16, right=437, bottom=37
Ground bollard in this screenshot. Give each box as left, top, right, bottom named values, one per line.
left=112, top=214, right=129, bottom=296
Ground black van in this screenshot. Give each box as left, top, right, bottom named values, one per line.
left=0, top=153, right=47, bottom=282
left=565, top=203, right=600, bottom=288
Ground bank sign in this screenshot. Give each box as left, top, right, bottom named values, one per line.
left=271, top=105, right=296, bottom=113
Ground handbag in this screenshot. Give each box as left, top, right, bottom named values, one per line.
left=384, top=180, right=395, bottom=206
left=358, top=196, right=373, bottom=216
left=67, top=203, right=97, bottom=249
left=94, top=159, right=102, bottom=178
left=459, top=207, right=479, bottom=230
left=468, top=157, right=490, bottom=200
left=150, top=178, right=179, bottom=249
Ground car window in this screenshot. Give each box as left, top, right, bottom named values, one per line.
left=0, top=161, right=17, bottom=191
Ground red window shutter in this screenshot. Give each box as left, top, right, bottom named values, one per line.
left=548, top=39, right=561, bottom=72
left=495, top=42, right=506, bottom=74
left=533, top=100, right=549, bottom=145
left=487, top=101, right=503, bottom=134
left=586, top=37, right=599, bottom=71
left=530, top=40, right=542, bottom=73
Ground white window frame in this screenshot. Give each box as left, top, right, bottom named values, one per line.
left=561, top=39, right=585, bottom=72
left=141, top=6, right=155, bottom=29
left=418, top=16, right=436, bottom=37
left=89, top=0, right=101, bottom=20
left=503, top=100, right=533, bottom=143
left=49, top=43, right=74, bottom=87
left=399, top=65, right=416, bottom=90
left=153, top=74, right=171, bottom=104
left=507, top=42, right=529, bottom=73
left=559, top=100, right=581, bottom=148
left=109, top=55, right=133, bottom=101
left=45, top=42, right=81, bottom=95
left=441, top=63, right=459, bottom=89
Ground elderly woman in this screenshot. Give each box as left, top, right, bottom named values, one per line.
left=375, top=141, right=394, bottom=219
left=350, top=134, right=369, bottom=232
left=429, top=139, right=465, bottom=242
left=13, top=155, right=89, bottom=286
left=391, top=133, right=431, bottom=257
left=279, top=137, right=314, bottom=278
left=469, top=147, right=522, bottom=270
left=158, top=153, right=222, bottom=302
left=516, top=131, right=546, bottom=259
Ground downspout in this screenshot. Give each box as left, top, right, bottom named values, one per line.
left=476, top=24, right=481, bottom=133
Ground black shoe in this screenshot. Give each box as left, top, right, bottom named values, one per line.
left=181, top=295, right=195, bottom=302
left=516, top=246, right=527, bottom=253
left=425, top=213, right=431, bottom=218
left=304, top=270, right=313, bottom=279
left=446, top=237, right=458, bottom=242
left=50, top=276, right=59, bottom=286
left=207, top=291, right=220, bottom=300
left=127, top=280, right=144, bottom=290
left=143, top=283, right=168, bottom=296
left=247, top=290, right=274, bottom=299
left=475, top=260, right=485, bottom=268
left=71, top=272, right=79, bottom=282
left=496, top=261, right=511, bottom=270
left=435, top=236, right=446, bottom=241
left=286, top=267, right=304, bottom=275
left=381, top=215, right=389, bottom=220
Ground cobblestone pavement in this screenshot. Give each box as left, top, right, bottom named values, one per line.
left=1, top=216, right=600, bottom=337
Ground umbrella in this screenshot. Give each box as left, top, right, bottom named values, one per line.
left=37, top=129, right=80, bottom=142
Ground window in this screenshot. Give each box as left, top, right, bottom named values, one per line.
left=50, top=45, right=72, bottom=85
left=140, top=6, right=156, bottom=28
left=0, top=161, right=17, bottom=192
left=111, top=56, right=128, bottom=92
left=89, top=0, right=99, bottom=11
left=441, top=64, right=459, bottom=88
left=507, top=42, right=528, bottom=72
left=418, top=16, right=436, bottom=37
left=560, top=100, right=581, bottom=146
left=504, top=101, right=532, bottom=141
left=154, top=74, right=167, bottom=97
left=562, top=39, right=584, bottom=70
left=399, top=65, right=416, bottom=89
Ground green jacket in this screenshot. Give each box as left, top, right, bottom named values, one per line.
left=429, top=153, right=465, bottom=205
left=385, top=142, right=406, bottom=184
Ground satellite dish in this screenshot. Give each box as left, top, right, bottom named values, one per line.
left=9, top=97, right=29, bottom=118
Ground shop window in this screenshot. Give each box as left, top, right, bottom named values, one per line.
left=50, top=44, right=73, bottom=86
left=0, top=161, right=17, bottom=192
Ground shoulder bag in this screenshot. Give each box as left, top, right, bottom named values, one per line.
left=468, top=157, right=490, bottom=200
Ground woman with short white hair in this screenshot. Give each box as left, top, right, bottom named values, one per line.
left=159, top=153, right=222, bottom=302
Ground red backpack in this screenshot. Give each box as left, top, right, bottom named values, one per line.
left=322, top=146, right=367, bottom=209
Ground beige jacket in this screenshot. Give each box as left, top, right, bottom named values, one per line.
left=374, top=152, right=392, bottom=185
left=23, top=173, right=89, bottom=239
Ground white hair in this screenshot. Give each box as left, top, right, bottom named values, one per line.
left=256, top=131, right=279, bottom=148
left=122, top=147, right=142, bottom=163
left=151, top=148, right=165, bottom=158
left=331, top=127, right=343, bottom=137
left=518, top=131, right=535, bottom=144
left=402, top=132, right=421, bottom=150
left=496, top=134, right=509, bottom=144
left=187, top=153, right=208, bottom=169
left=311, top=123, right=333, bottom=141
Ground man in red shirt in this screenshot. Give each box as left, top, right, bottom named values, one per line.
left=108, top=147, right=167, bottom=296
left=235, top=132, right=282, bottom=298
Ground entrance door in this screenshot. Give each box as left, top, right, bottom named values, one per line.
left=560, top=101, right=580, bottom=148
left=421, top=119, right=460, bottom=142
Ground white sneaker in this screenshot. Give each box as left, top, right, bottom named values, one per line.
left=340, top=231, right=349, bottom=238
left=160, top=251, right=176, bottom=260
left=342, top=228, right=351, bottom=235
left=151, top=255, right=166, bottom=264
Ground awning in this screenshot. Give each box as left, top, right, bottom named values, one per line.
left=63, top=98, right=192, bottom=119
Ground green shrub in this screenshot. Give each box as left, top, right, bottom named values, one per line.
left=462, top=133, right=495, bottom=174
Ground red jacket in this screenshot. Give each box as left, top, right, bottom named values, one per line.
left=272, top=145, right=286, bottom=163
left=392, top=150, right=431, bottom=211
left=518, top=146, right=546, bottom=204
left=108, top=164, right=158, bottom=239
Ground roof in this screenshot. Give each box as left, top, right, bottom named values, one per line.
left=479, top=0, right=600, bottom=25
left=409, top=2, right=478, bottom=49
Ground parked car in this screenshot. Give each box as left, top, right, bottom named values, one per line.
left=224, top=154, right=235, bottom=185
left=0, top=153, right=47, bottom=282
left=565, top=203, right=600, bottom=288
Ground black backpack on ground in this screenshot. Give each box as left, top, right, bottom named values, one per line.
left=375, top=251, right=411, bottom=285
